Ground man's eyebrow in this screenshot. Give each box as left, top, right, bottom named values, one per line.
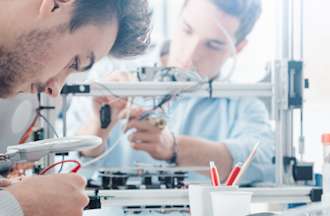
left=183, top=19, right=226, bottom=46
left=79, top=52, right=96, bottom=72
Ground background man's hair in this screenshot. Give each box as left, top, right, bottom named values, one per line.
left=184, top=0, right=262, bottom=43
left=70, top=0, right=152, bottom=58
left=160, top=40, right=171, bottom=57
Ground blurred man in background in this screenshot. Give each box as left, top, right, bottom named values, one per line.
left=71, top=0, right=274, bottom=185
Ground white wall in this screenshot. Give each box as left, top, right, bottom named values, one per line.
left=296, top=0, right=330, bottom=172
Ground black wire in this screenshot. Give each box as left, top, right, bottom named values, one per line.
left=152, top=78, right=208, bottom=111
left=208, top=79, right=214, bottom=99
left=153, top=94, right=173, bottom=111
left=95, top=82, right=125, bottom=100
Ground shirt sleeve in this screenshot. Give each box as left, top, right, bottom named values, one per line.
left=0, top=190, right=24, bottom=216
left=223, top=98, right=275, bottom=185
left=66, top=96, right=94, bottom=137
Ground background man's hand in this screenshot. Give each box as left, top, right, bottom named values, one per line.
left=6, top=174, right=89, bottom=216
left=79, top=72, right=134, bottom=157
left=126, top=108, right=175, bottom=161
left=92, top=72, right=134, bottom=132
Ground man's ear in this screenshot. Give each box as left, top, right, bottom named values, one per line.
left=39, top=0, right=74, bottom=19
left=235, top=39, right=248, bottom=54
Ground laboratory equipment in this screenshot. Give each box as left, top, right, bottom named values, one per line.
left=0, top=136, right=102, bottom=175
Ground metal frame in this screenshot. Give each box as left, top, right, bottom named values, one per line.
left=61, top=57, right=298, bottom=187
left=86, top=187, right=316, bottom=207
left=274, top=0, right=305, bottom=186
left=68, top=82, right=273, bottom=98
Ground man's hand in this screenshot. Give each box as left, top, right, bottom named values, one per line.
left=80, top=72, right=134, bottom=157
left=0, top=178, right=12, bottom=187
left=6, top=174, right=89, bottom=216
left=126, top=109, right=175, bottom=161
left=0, top=176, right=25, bottom=187
left=8, top=163, right=35, bottom=178
left=92, top=72, right=133, bottom=132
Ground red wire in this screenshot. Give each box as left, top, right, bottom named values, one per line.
left=19, top=115, right=39, bottom=144
left=40, top=160, right=81, bottom=175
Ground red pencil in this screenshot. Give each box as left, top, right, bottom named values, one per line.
left=225, top=163, right=243, bottom=186
left=209, top=161, right=220, bottom=187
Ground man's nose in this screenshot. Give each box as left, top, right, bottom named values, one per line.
left=180, top=40, right=200, bottom=70
left=180, top=58, right=194, bottom=70
left=44, top=79, right=62, bottom=97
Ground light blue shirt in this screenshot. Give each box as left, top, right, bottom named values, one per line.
left=68, top=95, right=275, bottom=185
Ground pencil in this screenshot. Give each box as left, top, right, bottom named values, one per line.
left=232, top=142, right=260, bottom=186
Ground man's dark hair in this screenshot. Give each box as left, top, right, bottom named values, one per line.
left=184, top=0, right=262, bottom=43
left=70, top=0, right=152, bottom=58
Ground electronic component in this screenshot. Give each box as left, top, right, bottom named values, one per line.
left=293, top=162, right=314, bottom=182
left=139, top=111, right=167, bottom=130
left=90, top=165, right=208, bottom=191
left=60, top=84, right=90, bottom=95
left=85, top=190, right=102, bottom=210
left=86, top=165, right=207, bottom=214
left=100, top=105, right=112, bottom=129
left=137, top=67, right=206, bottom=82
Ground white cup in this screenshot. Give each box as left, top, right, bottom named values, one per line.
left=189, top=184, right=239, bottom=216
left=211, top=191, right=252, bottom=216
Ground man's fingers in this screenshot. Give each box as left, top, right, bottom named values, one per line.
left=128, top=131, right=156, bottom=143
left=126, top=120, right=160, bottom=133
left=59, top=174, right=87, bottom=189
left=127, top=108, right=145, bottom=120
left=0, top=178, right=12, bottom=187
left=131, top=142, right=155, bottom=154
left=71, top=174, right=87, bottom=189
left=94, top=97, right=108, bottom=105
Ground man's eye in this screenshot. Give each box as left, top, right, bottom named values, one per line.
left=206, top=42, right=224, bottom=51
left=69, top=56, right=80, bottom=71
left=182, top=24, right=192, bottom=35
left=183, top=27, right=192, bottom=35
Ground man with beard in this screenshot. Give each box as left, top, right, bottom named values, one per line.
left=0, top=0, right=151, bottom=215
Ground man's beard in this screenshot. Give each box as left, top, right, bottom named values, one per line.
left=0, top=28, right=59, bottom=98
left=0, top=46, right=26, bottom=98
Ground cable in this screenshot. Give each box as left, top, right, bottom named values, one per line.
left=94, top=82, right=125, bottom=100
left=81, top=129, right=136, bottom=168
left=81, top=133, right=124, bottom=168
left=151, top=77, right=209, bottom=111
left=40, top=160, right=81, bottom=175
left=208, top=79, right=214, bottom=98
